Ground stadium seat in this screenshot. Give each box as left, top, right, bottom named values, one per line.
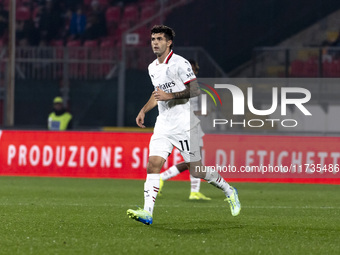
left=134, top=25, right=149, bottom=46
left=98, top=0, right=109, bottom=7
left=323, top=61, right=332, bottom=77
left=106, top=6, right=121, bottom=23
left=303, top=59, right=318, bottom=77
left=100, top=38, right=115, bottom=48
left=323, top=60, right=340, bottom=78
left=83, top=40, right=98, bottom=47
left=113, top=22, right=130, bottom=43
left=16, top=6, right=30, bottom=21
left=83, top=40, right=100, bottom=77
left=66, top=40, right=82, bottom=78
left=83, top=0, right=93, bottom=6
left=122, top=4, right=139, bottom=24
left=50, top=40, right=64, bottom=47
left=140, top=6, right=155, bottom=21
left=49, top=40, right=64, bottom=78
left=106, top=6, right=121, bottom=36
left=66, top=40, right=81, bottom=47
left=99, top=38, right=117, bottom=76
left=2, top=0, right=9, bottom=9
left=290, top=60, right=304, bottom=77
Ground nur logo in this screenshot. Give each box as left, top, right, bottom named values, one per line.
left=198, top=83, right=312, bottom=128
left=199, top=82, right=222, bottom=115
left=199, top=84, right=311, bottom=117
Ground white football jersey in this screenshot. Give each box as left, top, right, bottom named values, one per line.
left=148, top=50, right=200, bottom=133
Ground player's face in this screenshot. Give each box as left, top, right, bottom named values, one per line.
left=151, top=33, right=172, bottom=57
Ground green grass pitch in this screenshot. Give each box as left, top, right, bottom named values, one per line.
left=0, top=176, right=339, bottom=255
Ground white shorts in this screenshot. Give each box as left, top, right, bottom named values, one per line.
left=198, top=124, right=204, bottom=147
left=149, top=125, right=201, bottom=162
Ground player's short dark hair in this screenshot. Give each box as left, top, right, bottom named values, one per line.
left=151, top=25, right=175, bottom=49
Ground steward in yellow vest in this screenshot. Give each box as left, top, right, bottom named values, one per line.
left=48, top=97, right=73, bottom=131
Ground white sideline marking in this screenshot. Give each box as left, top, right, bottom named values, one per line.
left=0, top=202, right=339, bottom=210
left=155, top=205, right=340, bottom=210
left=0, top=130, right=2, bottom=140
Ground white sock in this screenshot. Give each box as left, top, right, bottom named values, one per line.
left=190, top=174, right=201, bottom=193
left=143, top=174, right=160, bottom=215
left=204, top=169, right=233, bottom=197
left=160, top=165, right=180, bottom=181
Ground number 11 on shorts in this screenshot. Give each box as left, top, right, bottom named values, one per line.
left=179, top=140, right=189, bottom=151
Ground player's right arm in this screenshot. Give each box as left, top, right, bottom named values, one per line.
left=136, top=93, right=157, bottom=128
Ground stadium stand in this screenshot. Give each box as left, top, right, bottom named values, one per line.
left=16, top=6, right=30, bottom=21
left=0, top=0, right=174, bottom=48
left=2, top=0, right=340, bottom=128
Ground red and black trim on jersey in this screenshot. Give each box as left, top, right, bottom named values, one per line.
left=164, top=50, right=174, bottom=64
left=184, top=78, right=197, bottom=85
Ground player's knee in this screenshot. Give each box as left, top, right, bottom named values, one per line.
left=147, top=157, right=164, bottom=174
left=188, top=162, right=205, bottom=179
left=147, top=162, right=158, bottom=173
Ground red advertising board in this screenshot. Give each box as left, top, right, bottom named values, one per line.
left=0, top=130, right=339, bottom=184
left=0, top=130, right=184, bottom=179
left=203, top=134, right=340, bottom=184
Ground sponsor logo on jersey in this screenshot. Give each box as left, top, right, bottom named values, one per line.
left=186, top=72, right=195, bottom=78
left=158, top=81, right=175, bottom=90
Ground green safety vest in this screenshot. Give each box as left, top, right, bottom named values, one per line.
left=48, top=112, right=72, bottom=131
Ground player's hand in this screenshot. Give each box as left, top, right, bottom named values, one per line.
left=136, top=111, right=146, bottom=128
left=153, top=87, right=174, bottom=101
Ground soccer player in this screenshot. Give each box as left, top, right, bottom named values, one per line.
left=158, top=59, right=211, bottom=201
left=127, top=25, right=240, bottom=225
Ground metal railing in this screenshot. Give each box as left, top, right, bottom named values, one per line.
left=11, top=47, right=120, bottom=80
left=0, top=46, right=226, bottom=81
left=0, top=45, right=226, bottom=127
left=252, top=46, right=340, bottom=78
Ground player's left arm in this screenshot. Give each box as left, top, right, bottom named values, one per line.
left=153, top=79, right=200, bottom=101
left=174, top=79, right=200, bottom=99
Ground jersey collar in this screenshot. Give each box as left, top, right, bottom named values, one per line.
left=157, top=50, right=174, bottom=65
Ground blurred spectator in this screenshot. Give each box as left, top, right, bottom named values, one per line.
left=39, top=0, right=64, bottom=43
left=33, top=5, right=43, bottom=31
left=88, top=0, right=107, bottom=38
left=16, top=19, right=40, bottom=46
left=81, top=15, right=103, bottom=41
left=48, top=97, right=73, bottom=131
left=322, top=29, right=340, bottom=60
left=69, top=5, right=87, bottom=40
left=61, top=7, right=73, bottom=41
left=0, top=3, right=8, bottom=38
